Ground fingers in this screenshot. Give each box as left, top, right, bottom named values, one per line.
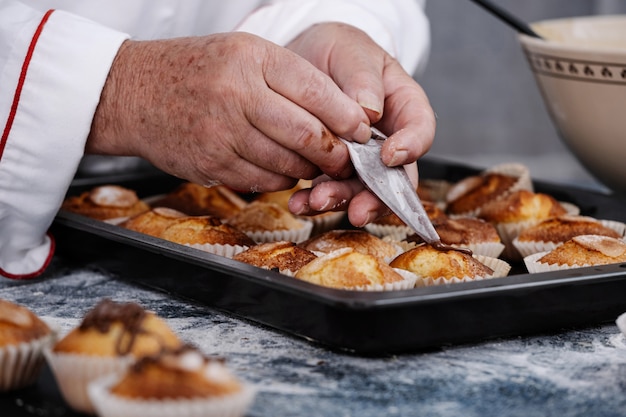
left=262, top=45, right=371, bottom=143
left=289, top=177, right=391, bottom=227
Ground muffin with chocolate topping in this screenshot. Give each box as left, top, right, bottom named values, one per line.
left=0, top=299, right=55, bottom=391
left=45, top=299, right=182, bottom=414
left=88, top=346, right=255, bottom=417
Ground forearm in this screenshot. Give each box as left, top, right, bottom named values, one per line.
left=0, top=2, right=128, bottom=278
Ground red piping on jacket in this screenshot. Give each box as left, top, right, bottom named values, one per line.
left=0, top=10, right=56, bottom=279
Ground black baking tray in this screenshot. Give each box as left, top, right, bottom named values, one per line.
left=51, top=158, right=626, bottom=355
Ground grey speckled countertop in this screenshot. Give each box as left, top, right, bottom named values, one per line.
left=2, top=256, right=626, bottom=417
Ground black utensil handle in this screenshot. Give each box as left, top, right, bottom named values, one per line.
left=469, top=0, right=542, bottom=38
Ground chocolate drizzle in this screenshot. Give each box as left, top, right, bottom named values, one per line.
left=79, top=298, right=148, bottom=356
left=430, top=240, right=473, bottom=256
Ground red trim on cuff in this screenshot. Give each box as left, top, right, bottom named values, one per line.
left=0, top=9, right=55, bottom=160
left=0, top=233, right=56, bottom=280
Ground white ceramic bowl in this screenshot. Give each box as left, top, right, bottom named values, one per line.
left=518, top=15, right=626, bottom=196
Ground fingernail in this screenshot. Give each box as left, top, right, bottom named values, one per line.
left=353, top=122, right=372, bottom=144
left=357, top=91, right=382, bottom=116
left=319, top=197, right=339, bottom=211
left=388, top=150, right=409, bottom=166
left=357, top=210, right=379, bottom=227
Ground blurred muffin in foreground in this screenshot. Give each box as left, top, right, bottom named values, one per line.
left=88, top=345, right=255, bottom=417
left=294, top=247, right=417, bottom=291
left=45, top=299, right=182, bottom=414
left=0, top=299, right=55, bottom=391
left=232, top=241, right=317, bottom=275
left=61, top=185, right=150, bottom=222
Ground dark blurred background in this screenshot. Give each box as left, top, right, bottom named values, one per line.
left=418, top=0, right=626, bottom=189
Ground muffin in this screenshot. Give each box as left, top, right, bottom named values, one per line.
left=403, top=217, right=505, bottom=258
left=120, top=207, right=187, bottom=238
left=61, top=185, right=150, bottom=222
left=150, top=182, right=248, bottom=219
left=390, top=244, right=509, bottom=286
left=299, top=229, right=402, bottom=263
left=160, top=216, right=256, bottom=257
left=478, top=189, right=570, bottom=260
left=232, top=241, right=317, bottom=275
left=88, top=346, right=255, bottom=417
left=45, top=299, right=183, bottom=414
left=294, top=247, right=417, bottom=291
left=254, top=180, right=346, bottom=236
left=226, top=201, right=313, bottom=243
left=365, top=200, right=448, bottom=240
left=513, top=215, right=625, bottom=258
left=0, top=299, right=55, bottom=391
left=525, top=234, right=626, bottom=273
left=445, top=163, right=532, bottom=216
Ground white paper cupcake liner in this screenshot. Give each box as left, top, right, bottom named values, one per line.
left=523, top=251, right=585, bottom=274
left=44, top=349, right=133, bottom=414
left=364, top=223, right=411, bottom=241
left=0, top=331, right=56, bottom=391
left=185, top=243, right=250, bottom=258
left=243, top=219, right=313, bottom=244
left=351, top=268, right=418, bottom=291
left=413, top=255, right=509, bottom=287
left=88, top=373, right=256, bottom=417
left=304, top=211, right=346, bottom=237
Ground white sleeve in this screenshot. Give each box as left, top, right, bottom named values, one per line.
left=235, top=0, right=430, bottom=75
left=0, top=1, right=129, bottom=279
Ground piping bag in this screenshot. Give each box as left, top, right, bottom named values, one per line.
left=341, top=127, right=441, bottom=244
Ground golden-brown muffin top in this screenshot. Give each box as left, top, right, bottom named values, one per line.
left=299, top=229, right=399, bottom=261
left=110, top=346, right=241, bottom=399
left=538, top=234, right=626, bottom=266
left=518, top=215, right=621, bottom=243
left=61, top=185, right=150, bottom=221
left=151, top=182, right=247, bottom=219
left=232, top=241, right=317, bottom=272
left=160, top=216, right=256, bottom=247
left=478, top=189, right=567, bottom=223
left=446, top=173, right=518, bottom=215
left=294, top=248, right=404, bottom=289
left=120, top=207, right=187, bottom=238
left=390, top=244, right=493, bottom=280
left=227, top=201, right=303, bottom=231
left=53, top=299, right=181, bottom=357
left=374, top=201, right=448, bottom=227
left=0, top=299, right=51, bottom=347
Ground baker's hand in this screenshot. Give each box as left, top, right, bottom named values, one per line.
left=86, top=32, right=372, bottom=192
left=286, top=23, right=436, bottom=226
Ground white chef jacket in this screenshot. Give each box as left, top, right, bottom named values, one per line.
left=0, top=0, right=430, bottom=278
